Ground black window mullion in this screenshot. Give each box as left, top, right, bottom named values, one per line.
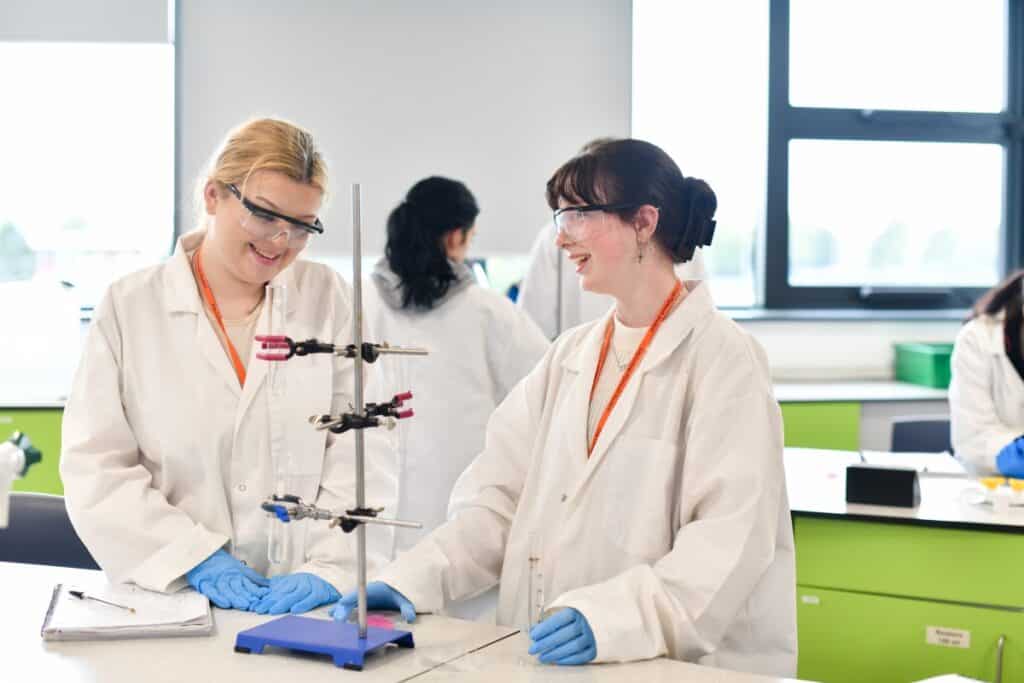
left=1006, top=0, right=1024, bottom=275
left=764, top=0, right=791, bottom=308
left=786, top=108, right=1007, bottom=145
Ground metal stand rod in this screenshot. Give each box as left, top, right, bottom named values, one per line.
left=369, top=346, right=430, bottom=356
left=352, top=183, right=368, bottom=639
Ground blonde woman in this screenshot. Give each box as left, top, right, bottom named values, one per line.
left=61, top=118, right=395, bottom=614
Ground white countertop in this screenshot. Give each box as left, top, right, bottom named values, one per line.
left=419, top=629, right=805, bottom=682
left=1, top=562, right=515, bottom=682
left=785, top=448, right=1024, bottom=531
left=773, top=381, right=947, bottom=403
left=1, top=562, right=811, bottom=683
left=0, top=400, right=66, bottom=409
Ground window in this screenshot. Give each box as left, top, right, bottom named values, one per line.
left=787, top=140, right=1003, bottom=290
left=633, top=1, right=768, bottom=307
left=0, top=38, right=173, bottom=400
left=0, top=42, right=175, bottom=308
left=634, top=0, right=1024, bottom=309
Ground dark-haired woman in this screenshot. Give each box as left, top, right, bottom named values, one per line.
left=950, top=271, right=1024, bottom=475
left=364, top=176, right=549, bottom=557
left=338, top=143, right=796, bottom=676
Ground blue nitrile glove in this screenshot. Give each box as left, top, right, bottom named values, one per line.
left=528, top=608, right=597, bottom=666
left=996, top=436, right=1024, bottom=478
left=251, top=572, right=341, bottom=615
left=330, top=581, right=417, bottom=623
left=186, top=549, right=270, bottom=610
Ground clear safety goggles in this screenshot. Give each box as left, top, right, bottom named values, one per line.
left=553, top=203, right=636, bottom=242
left=227, top=183, right=324, bottom=245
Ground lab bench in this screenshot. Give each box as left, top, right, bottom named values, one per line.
left=776, top=380, right=948, bottom=451
left=3, top=561, right=807, bottom=682
left=786, top=448, right=1024, bottom=683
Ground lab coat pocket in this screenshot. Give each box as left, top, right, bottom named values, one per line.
left=603, top=435, right=678, bottom=562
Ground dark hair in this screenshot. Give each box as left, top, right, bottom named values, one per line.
left=578, top=137, right=619, bottom=155
left=969, top=270, right=1024, bottom=321
left=385, top=176, right=479, bottom=310
left=545, top=139, right=717, bottom=264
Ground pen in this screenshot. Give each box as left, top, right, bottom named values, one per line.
left=68, top=590, right=136, bottom=613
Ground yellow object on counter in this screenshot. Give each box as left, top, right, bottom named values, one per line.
left=979, top=477, right=1007, bottom=491
left=1008, top=479, right=1024, bottom=492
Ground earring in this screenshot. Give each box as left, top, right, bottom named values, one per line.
left=636, top=232, right=644, bottom=264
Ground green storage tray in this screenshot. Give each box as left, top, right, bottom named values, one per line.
left=894, top=342, right=954, bottom=389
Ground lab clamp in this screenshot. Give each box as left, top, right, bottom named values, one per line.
left=233, top=184, right=428, bottom=671
left=0, top=431, right=42, bottom=528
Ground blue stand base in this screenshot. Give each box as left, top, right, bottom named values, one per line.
left=234, top=615, right=415, bottom=671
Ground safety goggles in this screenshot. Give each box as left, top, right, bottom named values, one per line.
left=227, top=183, right=324, bottom=245
left=553, top=203, right=637, bottom=242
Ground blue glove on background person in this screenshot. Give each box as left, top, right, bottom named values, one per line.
left=528, top=608, right=597, bottom=665
left=186, top=549, right=269, bottom=610
left=996, top=436, right=1024, bottom=477
left=330, top=581, right=417, bottom=623
left=252, top=572, right=340, bottom=614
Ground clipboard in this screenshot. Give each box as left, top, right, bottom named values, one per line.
left=41, top=582, right=214, bottom=641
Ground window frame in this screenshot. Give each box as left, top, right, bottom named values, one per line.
left=764, top=0, right=1024, bottom=309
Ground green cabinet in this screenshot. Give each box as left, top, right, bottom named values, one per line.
left=780, top=402, right=860, bottom=451
left=796, top=517, right=1024, bottom=607
left=797, top=586, right=1022, bottom=683
left=0, top=408, right=64, bottom=494
left=794, top=517, right=1024, bottom=682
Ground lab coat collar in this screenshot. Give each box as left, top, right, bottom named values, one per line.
left=559, top=279, right=714, bottom=376
left=559, top=280, right=714, bottom=485
left=164, top=229, right=299, bottom=315
left=164, top=229, right=300, bottom=403
left=982, top=313, right=1006, bottom=356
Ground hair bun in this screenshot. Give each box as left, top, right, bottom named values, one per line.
left=677, top=177, right=717, bottom=253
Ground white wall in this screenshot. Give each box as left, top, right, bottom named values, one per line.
left=740, top=318, right=962, bottom=381
left=0, top=0, right=168, bottom=42
left=176, top=1, right=960, bottom=382
left=176, top=0, right=632, bottom=257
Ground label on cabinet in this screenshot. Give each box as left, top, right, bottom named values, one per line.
left=926, top=626, right=971, bottom=649
left=801, top=595, right=820, bottom=605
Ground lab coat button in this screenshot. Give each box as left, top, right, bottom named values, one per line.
left=238, top=483, right=247, bottom=492
left=560, top=493, right=567, bottom=503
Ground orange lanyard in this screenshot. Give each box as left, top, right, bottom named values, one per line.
left=588, top=280, right=682, bottom=457
left=193, top=244, right=247, bottom=387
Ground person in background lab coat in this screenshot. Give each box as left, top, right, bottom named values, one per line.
left=950, top=270, right=1024, bottom=475
left=61, top=118, right=395, bottom=615
left=333, top=140, right=797, bottom=676
left=517, top=138, right=707, bottom=339
left=364, top=176, right=549, bottom=557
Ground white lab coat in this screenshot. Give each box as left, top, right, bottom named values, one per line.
left=517, top=221, right=709, bottom=338
left=374, top=281, right=797, bottom=676
left=950, top=314, right=1024, bottom=474
left=363, top=263, right=549, bottom=555
left=60, top=230, right=396, bottom=593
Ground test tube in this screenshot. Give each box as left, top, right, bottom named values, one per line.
left=266, top=284, right=288, bottom=565
left=527, top=533, right=545, bottom=627
left=267, top=284, right=287, bottom=398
